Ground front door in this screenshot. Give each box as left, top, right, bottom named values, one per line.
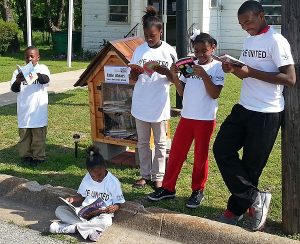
left=148, top=0, right=177, bottom=46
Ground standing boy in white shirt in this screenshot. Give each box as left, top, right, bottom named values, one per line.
left=213, top=0, right=296, bottom=231
left=10, top=46, right=50, bottom=167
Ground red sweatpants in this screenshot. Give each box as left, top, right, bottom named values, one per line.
left=162, top=117, right=216, bottom=192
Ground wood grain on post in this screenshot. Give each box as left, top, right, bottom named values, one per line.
left=281, top=0, right=300, bottom=235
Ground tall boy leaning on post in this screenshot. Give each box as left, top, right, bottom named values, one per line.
left=10, top=46, right=51, bottom=167
left=213, top=0, right=296, bottom=231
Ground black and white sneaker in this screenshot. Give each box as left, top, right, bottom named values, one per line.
left=147, top=187, right=175, bottom=201
left=186, top=190, right=204, bottom=208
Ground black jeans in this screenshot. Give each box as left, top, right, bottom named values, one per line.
left=213, top=104, right=282, bottom=216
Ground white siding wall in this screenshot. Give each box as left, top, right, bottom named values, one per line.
left=189, top=0, right=203, bottom=31
left=129, top=0, right=147, bottom=38
left=217, top=0, right=248, bottom=57
left=82, top=0, right=282, bottom=55
left=82, top=0, right=132, bottom=52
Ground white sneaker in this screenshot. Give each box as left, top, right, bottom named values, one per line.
left=250, top=192, right=272, bottom=231
left=49, top=222, right=76, bottom=234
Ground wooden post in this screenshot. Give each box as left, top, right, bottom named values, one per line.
left=281, top=0, right=300, bottom=235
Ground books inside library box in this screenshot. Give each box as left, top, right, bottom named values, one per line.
left=212, top=54, right=245, bottom=67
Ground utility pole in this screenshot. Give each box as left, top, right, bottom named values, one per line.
left=176, top=0, right=187, bottom=109
left=26, top=0, right=32, bottom=46
left=281, top=0, right=300, bottom=235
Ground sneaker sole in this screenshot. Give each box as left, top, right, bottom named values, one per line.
left=253, top=192, right=272, bottom=231
left=185, top=196, right=204, bottom=209
left=147, top=194, right=175, bottom=201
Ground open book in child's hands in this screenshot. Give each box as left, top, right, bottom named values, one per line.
left=17, top=61, right=38, bottom=85
left=128, top=61, right=160, bottom=77
left=59, top=197, right=107, bottom=220
left=175, top=57, right=195, bottom=78
left=212, top=54, right=245, bottom=67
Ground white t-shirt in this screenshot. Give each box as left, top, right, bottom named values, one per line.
left=239, top=27, right=294, bottom=113
left=77, top=171, right=125, bottom=217
left=180, top=60, right=224, bottom=120
left=130, top=41, right=178, bottom=122
left=10, top=63, right=51, bottom=128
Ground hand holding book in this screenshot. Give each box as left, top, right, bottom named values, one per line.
left=175, top=57, right=195, bottom=78
left=212, top=54, right=245, bottom=67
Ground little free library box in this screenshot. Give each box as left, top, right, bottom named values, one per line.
left=74, top=37, right=171, bottom=166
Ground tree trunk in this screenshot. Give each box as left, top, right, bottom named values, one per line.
left=0, top=0, right=14, bottom=21
left=281, top=0, right=300, bottom=235
left=45, top=0, right=60, bottom=32
left=56, top=0, right=65, bottom=29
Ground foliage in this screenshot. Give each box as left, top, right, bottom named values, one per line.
left=0, top=19, right=19, bottom=53
left=2, top=0, right=82, bottom=43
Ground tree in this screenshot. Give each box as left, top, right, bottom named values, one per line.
left=45, top=0, right=66, bottom=32
left=281, top=0, right=300, bottom=235
left=0, top=0, right=14, bottom=21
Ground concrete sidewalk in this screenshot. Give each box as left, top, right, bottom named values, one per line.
left=0, top=69, right=85, bottom=107
left=0, top=174, right=298, bottom=244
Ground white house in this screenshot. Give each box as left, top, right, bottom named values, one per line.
left=81, top=0, right=281, bottom=56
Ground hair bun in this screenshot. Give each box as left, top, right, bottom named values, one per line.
left=145, top=5, right=157, bottom=17
left=86, top=145, right=100, bottom=156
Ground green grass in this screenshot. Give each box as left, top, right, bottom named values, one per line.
left=0, top=46, right=89, bottom=82
left=0, top=75, right=297, bottom=239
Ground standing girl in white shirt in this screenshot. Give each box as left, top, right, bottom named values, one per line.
left=50, top=146, right=125, bottom=242
left=130, top=6, right=177, bottom=189
left=148, top=33, right=225, bottom=209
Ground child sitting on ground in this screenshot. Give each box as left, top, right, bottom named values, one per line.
left=49, top=145, right=125, bottom=242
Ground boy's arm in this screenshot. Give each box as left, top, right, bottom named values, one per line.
left=247, top=64, right=296, bottom=86
left=222, top=63, right=296, bottom=86
left=11, top=73, right=25, bottom=93
left=37, top=73, right=50, bottom=84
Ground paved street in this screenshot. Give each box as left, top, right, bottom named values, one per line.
left=0, top=220, right=66, bottom=244
left=0, top=198, right=181, bottom=244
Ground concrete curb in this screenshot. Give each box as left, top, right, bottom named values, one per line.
left=0, top=174, right=298, bottom=244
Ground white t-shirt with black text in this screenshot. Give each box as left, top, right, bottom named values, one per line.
left=10, top=63, right=51, bottom=128
left=130, top=41, right=178, bottom=122
left=77, top=171, right=125, bottom=217
left=239, top=27, right=294, bottom=113
left=180, top=59, right=225, bottom=120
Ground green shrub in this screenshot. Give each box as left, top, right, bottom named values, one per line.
left=0, top=20, right=19, bottom=54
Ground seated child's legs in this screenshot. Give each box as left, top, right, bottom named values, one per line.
left=55, top=205, right=82, bottom=225
left=76, top=214, right=112, bottom=239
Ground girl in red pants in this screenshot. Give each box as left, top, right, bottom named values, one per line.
left=148, top=32, right=225, bottom=208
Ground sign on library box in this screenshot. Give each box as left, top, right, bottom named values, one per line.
left=104, top=66, right=129, bottom=84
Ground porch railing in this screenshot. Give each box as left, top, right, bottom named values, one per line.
left=124, top=23, right=140, bottom=38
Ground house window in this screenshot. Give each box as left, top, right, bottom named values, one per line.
left=210, top=0, right=218, bottom=8
left=260, top=0, right=281, bottom=25
left=108, top=0, right=129, bottom=23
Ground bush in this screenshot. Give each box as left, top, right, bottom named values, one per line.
left=0, top=20, right=19, bottom=54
